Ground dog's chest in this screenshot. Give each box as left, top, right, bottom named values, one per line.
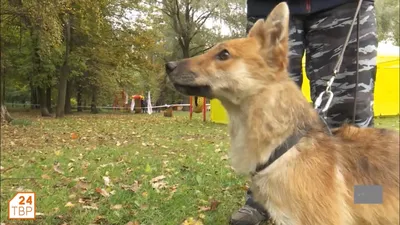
left=228, top=117, right=247, bottom=153
left=251, top=175, right=298, bottom=225
left=250, top=149, right=301, bottom=225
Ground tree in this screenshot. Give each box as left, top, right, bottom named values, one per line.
left=1, top=0, right=249, bottom=116
left=376, top=0, right=399, bottom=45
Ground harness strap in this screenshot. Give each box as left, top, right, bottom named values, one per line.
left=253, top=131, right=306, bottom=175
left=252, top=111, right=332, bottom=176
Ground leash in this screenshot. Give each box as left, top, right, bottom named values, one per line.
left=253, top=1, right=364, bottom=176
left=314, top=0, right=363, bottom=125
left=352, top=5, right=361, bottom=124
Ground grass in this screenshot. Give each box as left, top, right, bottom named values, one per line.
left=0, top=111, right=399, bottom=225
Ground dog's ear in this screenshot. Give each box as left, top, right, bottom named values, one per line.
left=249, top=2, right=290, bottom=72
left=264, top=2, right=290, bottom=71
left=247, top=19, right=267, bottom=47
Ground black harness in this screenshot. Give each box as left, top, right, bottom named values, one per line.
left=252, top=114, right=332, bottom=176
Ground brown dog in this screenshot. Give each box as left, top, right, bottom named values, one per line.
left=165, top=2, right=399, bottom=224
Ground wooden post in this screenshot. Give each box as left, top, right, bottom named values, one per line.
left=189, top=96, right=193, bottom=120
left=202, top=97, right=206, bottom=122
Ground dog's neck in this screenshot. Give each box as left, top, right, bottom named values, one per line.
left=220, top=81, right=320, bottom=174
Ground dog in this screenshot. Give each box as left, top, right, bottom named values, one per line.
left=165, top=2, right=399, bottom=224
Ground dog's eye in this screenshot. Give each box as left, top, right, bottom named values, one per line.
left=216, top=49, right=230, bottom=61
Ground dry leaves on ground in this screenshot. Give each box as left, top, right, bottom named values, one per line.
left=150, top=175, right=168, bottom=192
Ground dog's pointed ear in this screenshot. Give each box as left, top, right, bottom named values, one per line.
left=247, top=19, right=267, bottom=46
left=264, top=2, right=290, bottom=70
left=249, top=2, right=290, bottom=71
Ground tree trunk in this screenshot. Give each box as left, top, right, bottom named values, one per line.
left=0, top=70, right=13, bottom=123
left=77, top=84, right=82, bottom=112
left=180, top=41, right=190, bottom=111
left=56, top=14, right=71, bottom=118
left=30, top=85, right=38, bottom=109
left=38, top=87, right=51, bottom=117
left=0, top=10, right=13, bottom=123
left=2, top=69, right=5, bottom=105
left=1, top=105, right=13, bottom=123
left=46, top=87, right=52, bottom=113
left=64, top=80, right=72, bottom=114
left=90, top=88, right=98, bottom=114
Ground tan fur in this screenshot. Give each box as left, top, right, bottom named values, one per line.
left=166, top=2, right=400, bottom=224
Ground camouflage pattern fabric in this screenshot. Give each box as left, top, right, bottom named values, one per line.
left=247, top=1, right=377, bottom=129
left=242, top=1, right=378, bottom=214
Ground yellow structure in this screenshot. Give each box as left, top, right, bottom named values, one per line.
left=193, top=96, right=205, bottom=113
left=211, top=47, right=400, bottom=124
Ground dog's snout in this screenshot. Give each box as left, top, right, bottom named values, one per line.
left=165, top=61, right=178, bottom=74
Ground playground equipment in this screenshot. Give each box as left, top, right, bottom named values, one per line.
left=210, top=43, right=400, bottom=124
left=189, top=96, right=207, bottom=122
left=131, top=94, right=144, bottom=113
left=113, top=90, right=129, bottom=111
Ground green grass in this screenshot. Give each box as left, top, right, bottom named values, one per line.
left=1, top=111, right=398, bottom=225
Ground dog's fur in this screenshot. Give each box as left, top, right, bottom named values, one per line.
left=166, top=2, right=399, bottom=224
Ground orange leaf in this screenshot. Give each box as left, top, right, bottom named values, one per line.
left=71, top=133, right=78, bottom=139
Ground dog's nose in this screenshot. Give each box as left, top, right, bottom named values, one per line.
left=165, top=61, right=178, bottom=74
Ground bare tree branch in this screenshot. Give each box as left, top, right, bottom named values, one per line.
left=191, top=45, right=213, bottom=56
left=189, top=10, right=214, bottom=42
left=189, top=44, right=205, bottom=52
left=174, top=0, right=185, bottom=38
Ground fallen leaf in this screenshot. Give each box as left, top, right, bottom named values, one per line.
left=41, top=174, right=51, bottom=179
left=53, top=162, right=64, bottom=175
left=150, top=175, right=166, bottom=182
left=125, top=221, right=140, bottom=225
left=140, top=204, right=149, bottom=210
left=195, top=175, right=202, bottom=184
left=73, top=180, right=90, bottom=192
left=121, top=180, right=141, bottom=192
left=71, top=133, right=78, bottom=140
left=68, top=194, right=76, bottom=199
left=93, top=215, right=107, bottom=224
left=111, top=204, right=123, bottom=210
left=65, top=202, right=75, bottom=208
left=145, top=163, right=152, bottom=173
left=198, top=199, right=220, bottom=212
left=95, top=187, right=110, bottom=197
left=197, top=206, right=211, bottom=212
left=78, top=197, right=92, bottom=204
left=150, top=175, right=167, bottom=191
left=36, top=212, right=45, bottom=217
left=82, top=205, right=99, bottom=210
left=220, top=155, right=229, bottom=161
left=103, top=176, right=112, bottom=187
left=210, top=199, right=220, bottom=210
left=181, top=217, right=204, bottom=225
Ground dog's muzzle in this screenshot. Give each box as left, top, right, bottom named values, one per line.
left=165, top=61, right=212, bottom=98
